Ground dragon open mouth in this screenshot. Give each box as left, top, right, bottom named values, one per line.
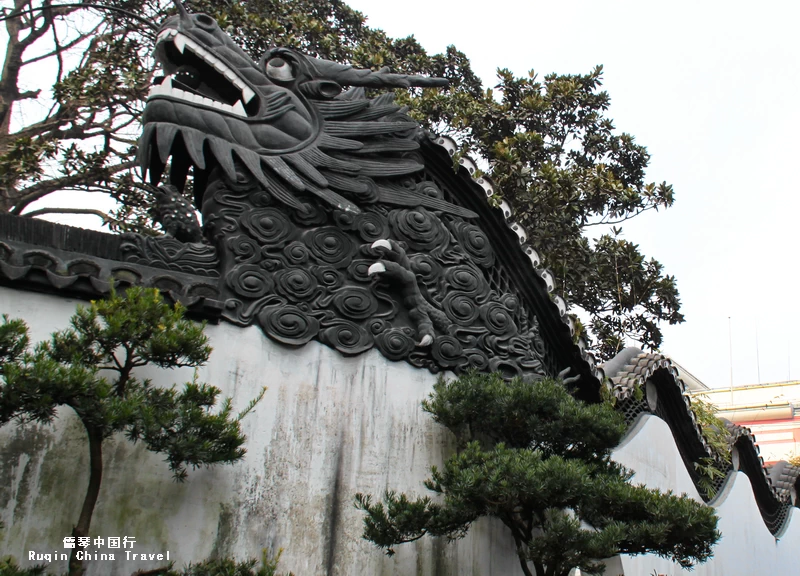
left=139, top=16, right=469, bottom=219
left=150, top=28, right=258, bottom=118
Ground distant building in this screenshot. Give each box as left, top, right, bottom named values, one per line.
left=689, top=380, right=800, bottom=464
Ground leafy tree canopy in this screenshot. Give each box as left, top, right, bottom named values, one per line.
left=1, top=0, right=682, bottom=357
left=356, top=372, right=720, bottom=576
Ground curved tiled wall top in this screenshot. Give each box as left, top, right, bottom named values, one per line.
left=430, top=132, right=800, bottom=534
left=606, top=349, right=799, bottom=534
left=430, top=133, right=602, bottom=382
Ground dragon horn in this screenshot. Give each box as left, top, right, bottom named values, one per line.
left=307, top=56, right=448, bottom=89
left=172, top=0, right=190, bottom=20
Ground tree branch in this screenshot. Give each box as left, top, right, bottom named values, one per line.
left=18, top=2, right=79, bottom=52
left=49, top=6, right=65, bottom=84
left=16, top=89, right=40, bottom=99
left=3, top=108, right=65, bottom=141
left=11, top=159, right=136, bottom=212
left=583, top=205, right=655, bottom=227
left=22, top=25, right=99, bottom=65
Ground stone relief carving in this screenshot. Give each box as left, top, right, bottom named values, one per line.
left=120, top=232, right=219, bottom=277
left=134, top=2, right=550, bottom=378
left=0, top=237, right=222, bottom=317
left=195, top=170, right=548, bottom=377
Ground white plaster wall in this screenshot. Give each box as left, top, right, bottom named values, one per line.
left=0, top=287, right=520, bottom=575
left=610, top=415, right=800, bottom=576
left=3, top=287, right=800, bottom=576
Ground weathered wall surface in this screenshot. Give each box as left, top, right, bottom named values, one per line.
left=3, top=286, right=800, bottom=576
left=609, top=415, right=800, bottom=576
left=0, top=287, right=519, bottom=575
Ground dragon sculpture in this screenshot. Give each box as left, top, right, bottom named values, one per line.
left=137, top=0, right=552, bottom=378
left=140, top=0, right=474, bottom=219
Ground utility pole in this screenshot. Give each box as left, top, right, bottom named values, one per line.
left=728, top=316, right=734, bottom=406
left=756, top=322, right=761, bottom=384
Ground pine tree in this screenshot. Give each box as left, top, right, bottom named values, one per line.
left=0, top=287, right=264, bottom=576
left=356, top=371, right=720, bottom=576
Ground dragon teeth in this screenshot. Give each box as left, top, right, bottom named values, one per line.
left=156, top=29, right=176, bottom=42
left=173, top=34, right=186, bottom=54
left=242, top=86, right=256, bottom=104
left=154, top=30, right=256, bottom=116
left=147, top=75, right=173, bottom=97
left=147, top=75, right=247, bottom=118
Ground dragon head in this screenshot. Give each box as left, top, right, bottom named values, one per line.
left=139, top=1, right=476, bottom=218
left=144, top=6, right=317, bottom=151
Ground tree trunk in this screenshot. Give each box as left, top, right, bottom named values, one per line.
left=516, top=547, right=535, bottom=576
left=545, top=562, right=572, bottom=576
left=69, top=426, right=103, bottom=576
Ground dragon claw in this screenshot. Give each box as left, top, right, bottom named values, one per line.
left=371, top=239, right=392, bottom=251
left=558, top=366, right=581, bottom=385
left=417, top=334, right=434, bottom=347
left=368, top=238, right=445, bottom=348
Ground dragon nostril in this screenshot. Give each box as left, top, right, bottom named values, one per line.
left=195, top=14, right=216, bottom=28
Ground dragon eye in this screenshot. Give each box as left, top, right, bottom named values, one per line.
left=266, top=57, right=295, bottom=82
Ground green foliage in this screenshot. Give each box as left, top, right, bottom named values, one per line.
left=689, top=396, right=732, bottom=465
left=421, top=370, right=627, bottom=463
left=159, top=548, right=292, bottom=576
left=0, top=287, right=263, bottom=575
left=0, top=558, right=46, bottom=576
left=694, top=457, right=728, bottom=501
left=598, top=376, right=617, bottom=407
left=0, top=315, right=29, bottom=373
left=0, top=0, right=170, bottom=226
left=401, top=64, right=683, bottom=359
left=356, top=372, right=720, bottom=576
left=0, top=287, right=261, bottom=473
left=688, top=396, right=732, bottom=499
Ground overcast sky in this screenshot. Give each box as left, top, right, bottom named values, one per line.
left=341, top=0, right=800, bottom=389
left=9, top=1, right=800, bottom=390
